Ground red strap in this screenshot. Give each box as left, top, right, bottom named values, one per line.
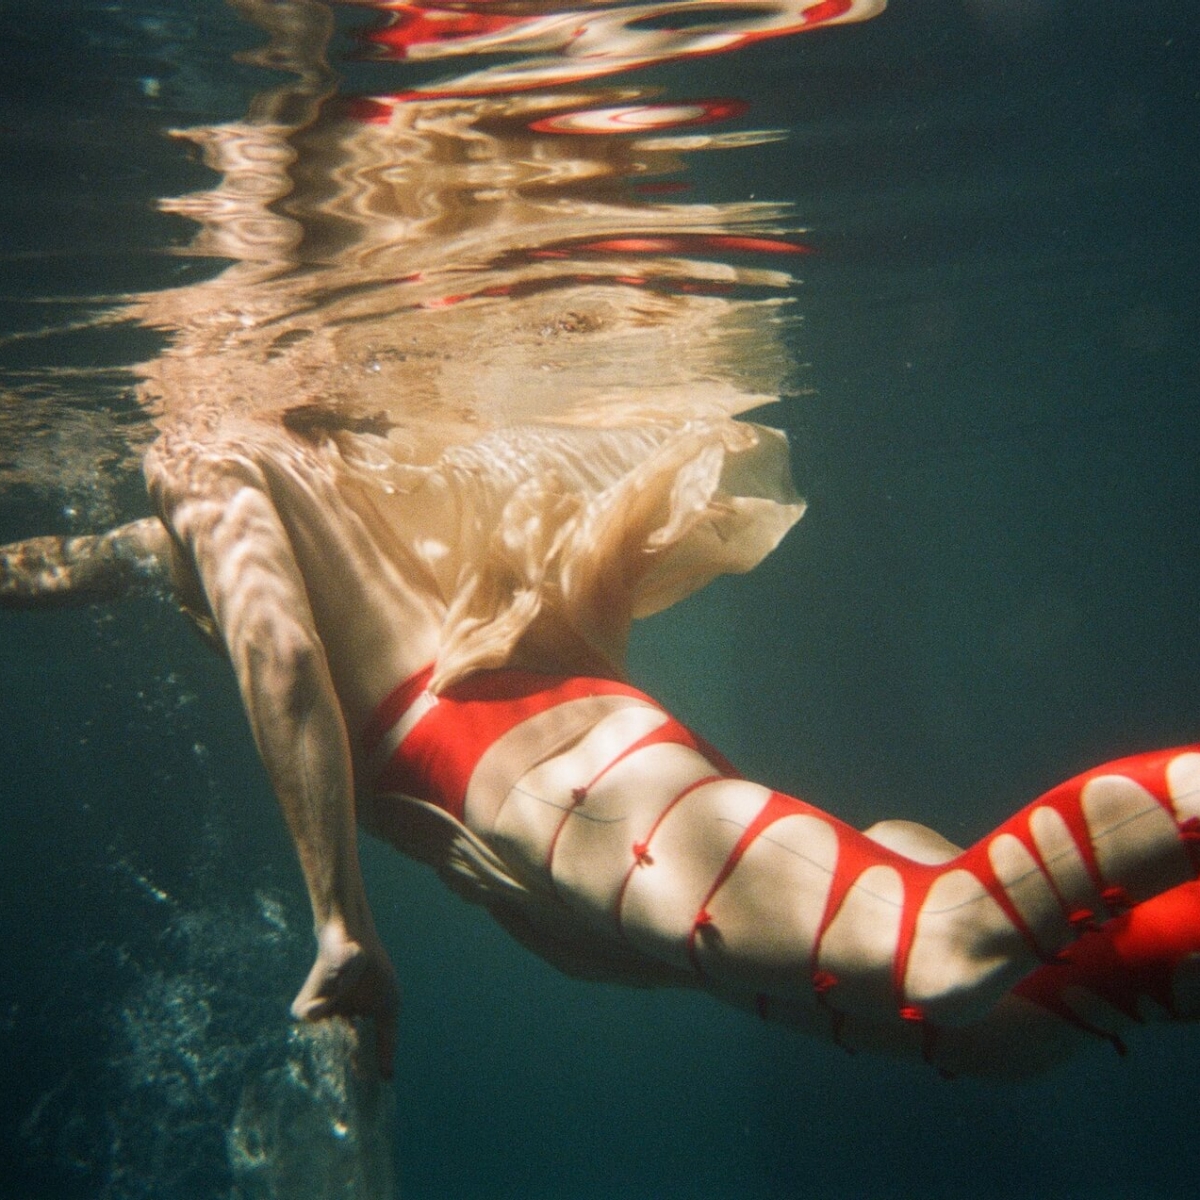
left=687, top=791, right=801, bottom=974
left=544, top=716, right=737, bottom=877
left=362, top=663, right=435, bottom=755
left=372, top=668, right=668, bottom=821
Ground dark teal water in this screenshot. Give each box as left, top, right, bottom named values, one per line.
left=2, top=2, right=1199, bottom=1197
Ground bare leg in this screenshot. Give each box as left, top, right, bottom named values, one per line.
left=1013, top=878, right=1200, bottom=1045
left=622, top=748, right=1200, bottom=1022
left=491, top=697, right=1200, bottom=1068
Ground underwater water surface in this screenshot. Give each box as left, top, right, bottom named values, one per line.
left=1, top=1, right=1199, bottom=1198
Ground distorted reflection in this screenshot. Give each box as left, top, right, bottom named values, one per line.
left=136, top=0, right=883, bottom=439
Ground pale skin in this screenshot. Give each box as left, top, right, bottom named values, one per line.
left=4, top=0, right=1192, bottom=1102
left=4, top=423, right=1199, bottom=1081
left=0, top=439, right=420, bottom=1077
left=143, top=439, right=445, bottom=1079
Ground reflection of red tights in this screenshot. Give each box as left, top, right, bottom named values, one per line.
left=369, top=667, right=1200, bottom=1064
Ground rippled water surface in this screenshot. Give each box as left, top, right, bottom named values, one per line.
left=1, top=1, right=1198, bottom=1197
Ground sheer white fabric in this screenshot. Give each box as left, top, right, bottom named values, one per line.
left=322, top=414, right=803, bottom=690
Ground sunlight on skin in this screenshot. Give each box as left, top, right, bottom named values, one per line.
left=3, top=0, right=1200, bottom=1095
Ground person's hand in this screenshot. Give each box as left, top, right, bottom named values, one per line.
left=291, top=920, right=400, bottom=1080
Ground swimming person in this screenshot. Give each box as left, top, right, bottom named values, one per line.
left=2, top=0, right=1197, bottom=1087
left=3, top=404, right=1199, bottom=1081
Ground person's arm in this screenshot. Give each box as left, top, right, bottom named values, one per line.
left=162, top=465, right=398, bottom=1076
left=0, top=517, right=172, bottom=607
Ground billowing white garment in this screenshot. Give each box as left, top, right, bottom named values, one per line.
left=308, top=413, right=804, bottom=690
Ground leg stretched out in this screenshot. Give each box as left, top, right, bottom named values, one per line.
left=368, top=666, right=1200, bottom=1072
left=4, top=467, right=1198, bottom=1078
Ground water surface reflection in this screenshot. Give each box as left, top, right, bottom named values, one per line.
left=137, top=0, right=883, bottom=443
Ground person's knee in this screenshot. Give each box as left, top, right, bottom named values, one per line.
left=898, top=868, right=1034, bottom=1024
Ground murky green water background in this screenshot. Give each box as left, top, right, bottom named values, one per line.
left=1, top=1, right=1198, bottom=1196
